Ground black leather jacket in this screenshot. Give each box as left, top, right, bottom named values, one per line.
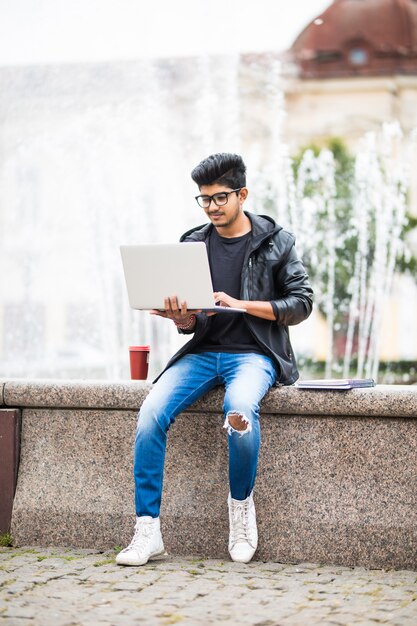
left=154, top=212, right=313, bottom=385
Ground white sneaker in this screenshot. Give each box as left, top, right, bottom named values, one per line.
left=116, top=516, right=165, bottom=566
left=228, top=492, right=258, bottom=563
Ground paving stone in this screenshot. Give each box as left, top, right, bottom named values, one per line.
left=0, top=620, right=38, bottom=626
left=0, top=548, right=416, bottom=625
left=2, top=604, right=38, bottom=618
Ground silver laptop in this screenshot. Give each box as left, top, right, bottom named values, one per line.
left=120, top=242, right=247, bottom=313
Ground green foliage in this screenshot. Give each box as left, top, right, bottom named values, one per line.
left=297, top=357, right=417, bottom=384
left=293, top=137, right=417, bottom=336
left=396, top=212, right=417, bottom=275
left=93, top=558, right=115, bottom=567
left=293, top=138, right=356, bottom=324
left=0, top=533, right=13, bottom=547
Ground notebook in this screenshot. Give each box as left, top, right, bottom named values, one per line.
left=120, top=242, right=247, bottom=313
left=295, top=378, right=376, bottom=390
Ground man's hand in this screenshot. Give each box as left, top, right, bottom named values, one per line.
left=213, top=292, right=276, bottom=320
left=213, top=291, right=243, bottom=309
left=150, top=296, right=201, bottom=325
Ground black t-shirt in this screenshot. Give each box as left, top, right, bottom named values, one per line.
left=192, top=229, right=263, bottom=354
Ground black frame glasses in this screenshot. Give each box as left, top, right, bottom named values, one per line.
left=195, top=188, right=241, bottom=209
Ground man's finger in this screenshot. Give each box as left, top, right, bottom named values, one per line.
left=169, top=296, right=179, bottom=311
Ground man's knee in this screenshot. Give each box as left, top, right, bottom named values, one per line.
left=224, top=411, right=252, bottom=436
left=136, top=401, right=171, bottom=436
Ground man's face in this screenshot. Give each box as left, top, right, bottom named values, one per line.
left=197, top=183, right=245, bottom=229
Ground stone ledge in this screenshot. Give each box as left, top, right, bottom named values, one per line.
left=2, top=378, right=151, bottom=411
left=6, top=378, right=417, bottom=568
left=1, top=378, right=417, bottom=417
left=10, top=405, right=417, bottom=569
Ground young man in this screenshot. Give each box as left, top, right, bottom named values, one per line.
left=117, top=153, right=313, bottom=566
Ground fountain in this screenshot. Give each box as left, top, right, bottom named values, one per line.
left=0, top=56, right=245, bottom=380
left=0, top=57, right=414, bottom=381
left=271, top=124, right=414, bottom=379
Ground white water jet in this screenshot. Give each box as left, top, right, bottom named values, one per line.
left=347, top=122, right=409, bottom=379
left=285, top=123, right=411, bottom=380
left=0, top=55, right=245, bottom=380
left=0, top=58, right=413, bottom=382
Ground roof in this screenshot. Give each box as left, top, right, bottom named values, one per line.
left=291, top=0, right=417, bottom=78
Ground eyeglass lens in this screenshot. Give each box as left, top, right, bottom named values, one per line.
left=198, top=192, right=229, bottom=208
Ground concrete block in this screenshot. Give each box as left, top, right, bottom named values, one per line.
left=7, top=380, right=417, bottom=569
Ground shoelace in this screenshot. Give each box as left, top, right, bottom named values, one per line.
left=123, top=519, right=154, bottom=554
left=230, top=501, right=250, bottom=544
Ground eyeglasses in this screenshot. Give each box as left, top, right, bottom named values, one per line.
left=195, top=188, right=241, bottom=209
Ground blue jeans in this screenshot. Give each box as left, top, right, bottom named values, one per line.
left=134, top=352, right=276, bottom=518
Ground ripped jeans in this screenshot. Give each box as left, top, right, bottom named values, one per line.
left=134, top=351, right=277, bottom=518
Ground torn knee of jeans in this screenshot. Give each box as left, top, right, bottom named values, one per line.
left=223, top=411, right=252, bottom=436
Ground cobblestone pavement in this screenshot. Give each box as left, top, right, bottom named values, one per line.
left=0, top=547, right=416, bottom=626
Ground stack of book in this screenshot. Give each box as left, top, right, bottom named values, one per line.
left=295, top=378, right=376, bottom=390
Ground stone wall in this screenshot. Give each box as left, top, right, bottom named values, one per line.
left=1, top=379, right=416, bottom=569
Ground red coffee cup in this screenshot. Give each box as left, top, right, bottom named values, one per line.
left=129, top=346, right=150, bottom=380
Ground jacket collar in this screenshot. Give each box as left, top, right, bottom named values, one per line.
left=180, top=211, right=282, bottom=248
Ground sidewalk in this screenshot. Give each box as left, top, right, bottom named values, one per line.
left=0, top=547, right=416, bottom=625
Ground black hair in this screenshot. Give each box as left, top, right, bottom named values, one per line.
left=191, top=153, right=246, bottom=189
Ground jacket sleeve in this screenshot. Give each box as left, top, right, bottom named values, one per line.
left=270, top=244, right=313, bottom=326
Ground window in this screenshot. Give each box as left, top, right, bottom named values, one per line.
left=349, top=48, right=369, bottom=66
left=315, top=50, right=343, bottom=63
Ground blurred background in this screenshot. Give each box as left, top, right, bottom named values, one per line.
left=1, top=0, right=416, bottom=382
